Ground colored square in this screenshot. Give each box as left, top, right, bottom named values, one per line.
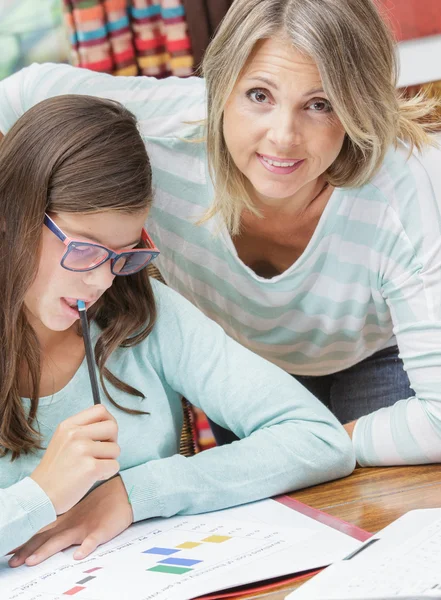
left=201, top=535, right=231, bottom=543
left=63, top=586, right=85, bottom=596
left=84, top=567, right=102, bottom=573
left=148, top=565, right=193, bottom=575
left=143, top=547, right=180, bottom=556
left=176, top=541, right=201, bottom=549
left=159, top=557, right=202, bottom=567
left=76, top=576, right=95, bottom=584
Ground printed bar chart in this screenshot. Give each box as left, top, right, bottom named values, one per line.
left=4, top=505, right=309, bottom=600
left=60, top=533, right=235, bottom=594
left=141, top=534, right=232, bottom=576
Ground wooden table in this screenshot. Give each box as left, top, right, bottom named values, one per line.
left=231, top=464, right=441, bottom=600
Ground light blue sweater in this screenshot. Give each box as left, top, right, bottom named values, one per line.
left=0, top=281, right=354, bottom=557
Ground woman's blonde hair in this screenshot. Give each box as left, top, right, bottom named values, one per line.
left=202, top=0, right=441, bottom=234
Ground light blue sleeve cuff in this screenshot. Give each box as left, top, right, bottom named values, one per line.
left=119, top=467, right=165, bottom=523
left=9, top=477, right=57, bottom=534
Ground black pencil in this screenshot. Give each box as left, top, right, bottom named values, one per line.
left=77, top=300, right=101, bottom=405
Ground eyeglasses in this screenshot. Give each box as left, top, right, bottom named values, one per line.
left=44, top=213, right=160, bottom=276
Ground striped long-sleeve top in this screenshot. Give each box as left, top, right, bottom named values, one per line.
left=0, top=63, right=440, bottom=467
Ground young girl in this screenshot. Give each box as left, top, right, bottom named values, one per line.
left=0, top=95, right=353, bottom=565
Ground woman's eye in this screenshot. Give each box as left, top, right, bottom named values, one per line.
left=246, top=88, right=270, bottom=104
left=308, top=99, right=332, bottom=113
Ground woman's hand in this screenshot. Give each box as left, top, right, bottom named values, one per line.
left=9, top=475, right=133, bottom=567
left=30, top=404, right=120, bottom=515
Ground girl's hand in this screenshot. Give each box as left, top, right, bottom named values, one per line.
left=9, top=476, right=133, bottom=567
left=30, top=404, right=120, bottom=515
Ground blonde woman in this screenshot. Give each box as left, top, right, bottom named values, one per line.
left=0, top=0, right=440, bottom=478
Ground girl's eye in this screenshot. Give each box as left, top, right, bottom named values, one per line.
left=308, top=99, right=332, bottom=113
left=73, top=246, right=96, bottom=257
left=246, top=88, right=270, bottom=104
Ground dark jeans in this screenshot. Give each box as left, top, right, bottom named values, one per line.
left=208, top=345, right=415, bottom=446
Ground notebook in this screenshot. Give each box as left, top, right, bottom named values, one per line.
left=286, top=508, right=441, bottom=600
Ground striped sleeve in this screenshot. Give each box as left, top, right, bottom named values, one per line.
left=0, top=62, right=206, bottom=138
left=354, top=150, right=441, bottom=466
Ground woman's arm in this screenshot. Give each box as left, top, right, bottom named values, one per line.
left=119, top=280, right=355, bottom=523
left=354, top=150, right=441, bottom=466
left=0, top=63, right=205, bottom=138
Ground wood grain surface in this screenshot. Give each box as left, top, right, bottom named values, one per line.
left=223, top=465, right=441, bottom=600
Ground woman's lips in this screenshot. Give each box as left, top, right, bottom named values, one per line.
left=257, top=153, right=305, bottom=175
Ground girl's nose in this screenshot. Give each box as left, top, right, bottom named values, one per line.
left=82, top=260, right=115, bottom=292
left=267, top=109, right=302, bottom=150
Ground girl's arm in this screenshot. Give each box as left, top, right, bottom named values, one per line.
left=6, top=281, right=355, bottom=566
left=0, top=405, right=120, bottom=557
left=0, top=478, right=56, bottom=557
left=119, top=280, right=355, bottom=524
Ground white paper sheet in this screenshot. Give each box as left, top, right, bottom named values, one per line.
left=286, top=508, right=441, bottom=600
left=1, top=499, right=360, bottom=600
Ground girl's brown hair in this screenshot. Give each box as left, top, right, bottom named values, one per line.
left=202, top=0, right=441, bottom=235
left=0, top=95, right=156, bottom=459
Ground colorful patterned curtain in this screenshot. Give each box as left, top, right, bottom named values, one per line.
left=63, top=0, right=193, bottom=77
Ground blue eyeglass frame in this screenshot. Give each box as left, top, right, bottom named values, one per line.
left=43, top=213, right=160, bottom=276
